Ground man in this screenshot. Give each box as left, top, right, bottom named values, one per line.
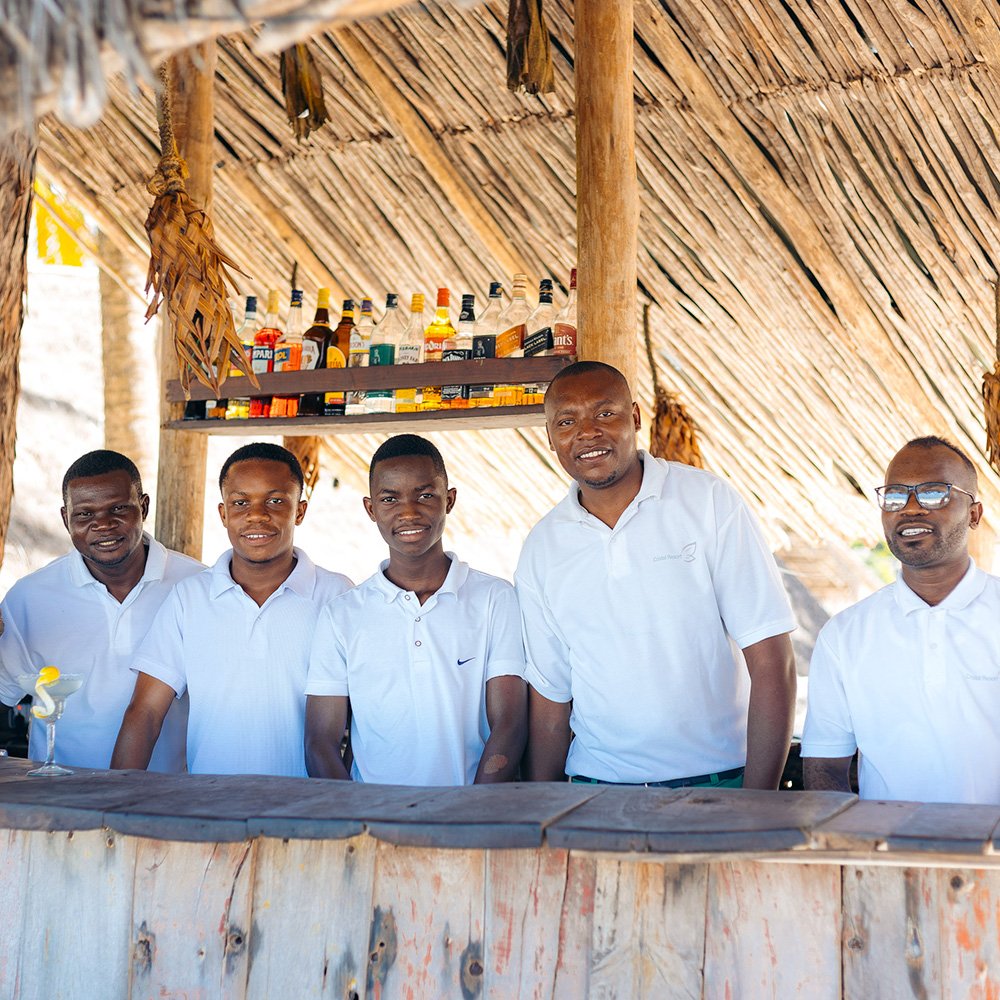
left=517, top=361, right=797, bottom=788
left=111, top=443, right=352, bottom=776
left=0, top=450, right=203, bottom=770
left=305, top=434, right=526, bottom=785
left=802, top=436, right=999, bottom=803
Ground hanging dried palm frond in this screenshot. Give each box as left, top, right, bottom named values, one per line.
left=144, top=63, right=255, bottom=397
left=983, top=281, right=1000, bottom=471
left=643, top=304, right=705, bottom=468
left=280, top=43, right=329, bottom=142
left=284, top=436, right=322, bottom=500
left=506, top=0, right=555, bottom=95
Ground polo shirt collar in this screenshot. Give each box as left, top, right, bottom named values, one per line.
left=371, top=552, right=469, bottom=602
left=68, top=531, right=165, bottom=589
left=893, top=558, right=985, bottom=614
left=209, top=546, right=316, bottom=600
left=558, top=450, right=667, bottom=523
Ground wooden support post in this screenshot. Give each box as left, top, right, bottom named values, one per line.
left=155, top=43, right=217, bottom=559
left=0, top=129, right=37, bottom=569
left=576, top=0, right=638, bottom=391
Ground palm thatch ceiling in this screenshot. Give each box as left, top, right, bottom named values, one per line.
left=14, top=0, right=1000, bottom=565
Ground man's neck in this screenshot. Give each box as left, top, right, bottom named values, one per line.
left=384, top=546, right=451, bottom=605
left=89, top=542, right=149, bottom=604
left=901, top=556, right=971, bottom=607
left=231, top=551, right=298, bottom=607
left=577, top=456, right=645, bottom=529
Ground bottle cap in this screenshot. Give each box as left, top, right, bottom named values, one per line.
left=342, top=299, right=355, bottom=312
left=569, top=268, right=577, bottom=289
left=245, top=295, right=258, bottom=312
left=291, top=289, right=303, bottom=306
left=386, top=293, right=399, bottom=309
left=461, top=294, right=475, bottom=307
left=267, top=289, right=281, bottom=311
left=316, top=287, right=331, bottom=308
left=539, top=279, right=553, bottom=293
left=361, top=297, right=374, bottom=312
left=437, top=287, right=450, bottom=307
left=411, top=293, right=425, bottom=312
left=488, top=281, right=502, bottom=298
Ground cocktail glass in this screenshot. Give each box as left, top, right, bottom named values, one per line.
left=15, top=672, right=84, bottom=776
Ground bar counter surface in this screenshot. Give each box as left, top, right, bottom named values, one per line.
left=1, top=756, right=997, bottom=998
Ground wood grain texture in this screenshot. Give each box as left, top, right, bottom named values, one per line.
left=551, top=852, right=596, bottom=1000
left=0, top=828, right=29, bottom=997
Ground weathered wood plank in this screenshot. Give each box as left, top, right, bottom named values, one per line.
left=368, top=843, right=485, bottom=999
left=19, top=829, right=135, bottom=999
left=246, top=835, right=376, bottom=1000
left=937, top=868, right=1000, bottom=997
left=705, top=861, right=841, bottom=998
left=552, top=852, right=596, bottom=1000
left=0, top=828, right=30, bottom=997
left=130, top=837, right=255, bottom=1000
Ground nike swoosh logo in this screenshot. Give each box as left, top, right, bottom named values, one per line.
left=457, top=657, right=476, bottom=665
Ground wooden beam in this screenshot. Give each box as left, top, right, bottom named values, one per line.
left=154, top=43, right=217, bottom=560
left=576, top=0, right=639, bottom=390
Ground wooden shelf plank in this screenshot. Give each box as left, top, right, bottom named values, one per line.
left=166, top=404, right=548, bottom=435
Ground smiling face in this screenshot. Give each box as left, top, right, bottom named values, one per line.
left=364, top=454, right=455, bottom=560
left=882, top=444, right=981, bottom=574
left=218, top=458, right=306, bottom=567
left=61, top=470, right=150, bottom=574
left=544, top=368, right=641, bottom=490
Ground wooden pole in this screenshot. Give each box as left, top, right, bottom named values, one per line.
left=576, top=0, right=638, bottom=391
left=154, top=43, right=216, bottom=559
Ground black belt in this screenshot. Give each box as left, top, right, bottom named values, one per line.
left=570, top=765, right=745, bottom=789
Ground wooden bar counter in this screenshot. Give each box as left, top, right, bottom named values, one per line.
left=2, top=756, right=997, bottom=998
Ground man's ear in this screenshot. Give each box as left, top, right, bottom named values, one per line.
left=60, top=507, right=69, bottom=532
left=632, top=401, right=641, bottom=432
left=140, top=494, right=151, bottom=520
left=295, top=498, right=308, bottom=525
left=970, top=501, right=984, bottom=530
left=362, top=497, right=377, bottom=523
left=446, top=487, right=457, bottom=513
left=217, top=501, right=227, bottom=526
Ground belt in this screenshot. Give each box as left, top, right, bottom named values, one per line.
left=570, top=765, right=745, bottom=789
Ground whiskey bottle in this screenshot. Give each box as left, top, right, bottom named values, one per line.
left=421, top=288, right=454, bottom=410
left=441, top=294, right=475, bottom=408
left=323, top=299, right=354, bottom=417
left=553, top=268, right=577, bottom=356
left=395, top=294, right=425, bottom=413
left=366, top=293, right=405, bottom=413
left=346, top=296, right=373, bottom=415
left=271, top=289, right=304, bottom=418
left=298, top=288, right=332, bottom=417
left=225, top=295, right=256, bottom=420
left=470, top=281, right=502, bottom=407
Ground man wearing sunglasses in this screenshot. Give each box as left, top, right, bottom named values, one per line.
left=802, top=436, right=998, bottom=802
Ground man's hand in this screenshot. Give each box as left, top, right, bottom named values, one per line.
left=803, top=755, right=854, bottom=793
left=305, top=694, right=351, bottom=780
left=524, top=688, right=572, bottom=781
left=743, top=633, right=796, bottom=789
left=474, top=675, right=527, bottom=783
left=110, top=673, right=176, bottom=770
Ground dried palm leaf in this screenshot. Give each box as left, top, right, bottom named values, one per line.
left=984, top=280, right=1000, bottom=471
left=506, top=0, right=555, bottom=95
left=643, top=303, right=705, bottom=468
left=284, top=435, right=322, bottom=500
left=280, top=43, right=328, bottom=142
left=144, top=63, right=255, bottom=397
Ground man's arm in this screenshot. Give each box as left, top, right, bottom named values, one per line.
left=803, top=755, right=854, bottom=792
left=305, top=694, right=351, bottom=780
left=110, top=673, right=177, bottom=770
left=742, top=633, right=796, bottom=789
left=474, top=675, right=527, bottom=784
left=524, top=688, right=572, bottom=781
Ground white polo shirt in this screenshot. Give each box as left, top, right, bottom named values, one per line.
left=516, top=453, right=796, bottom=783
left=306, top=555, right=525, bottom=786
left=0, top=534, right=203, bottom=771
left=802, top=560, right=1000, bottom=804
left=134, top=548, right=352, bottom=777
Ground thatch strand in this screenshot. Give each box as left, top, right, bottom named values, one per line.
left=283, top=435, right=321, bottom=500
left=143, top=63, right=254, bottom=397
left=506, top=0, right=554, bottom=95
left=280, top=43, right=329, bottom=141
left=983, top=279, right=1000, bottom=472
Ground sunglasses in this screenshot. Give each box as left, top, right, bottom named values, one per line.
left=875, top=481, right=977, bottom=512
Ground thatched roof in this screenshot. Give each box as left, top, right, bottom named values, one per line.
left=13, top=0, right=1000, bottom=561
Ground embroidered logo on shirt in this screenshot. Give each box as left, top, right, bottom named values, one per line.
left=963, top=672, right=1000, bottom=681
left=457, top=657, right=476, bottom=666
left=653, top=542, right=697, bottom=563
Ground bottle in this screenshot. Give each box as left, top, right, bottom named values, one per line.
left=522, top=279, right=557, bottom=404
left=366, top=293, right=405, bottom=413
left=270, top=289, right=304, bottom=418
left=346, top=296, right=374, bottom=415
left=323, top=299, right=354, bottom=417
left=395, top=294, right=425, bottom=413
left=494, top=273, right=532, bottom=406
left=298, top=288, right=332, bottom=417
left=421, top=288, right=454, bottom=410
left=553, top=268, right=577, bottom=356
left=225, top=295, right=257, bottom=420
left=441, top=294, right=475, bottom=408
left=470, top=282, right=502, bottom=407
left=249, top=289, right=282, bottom=418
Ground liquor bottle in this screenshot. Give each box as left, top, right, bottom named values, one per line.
left=441, top=294, right=475, bottom=408
left=271, top=289, right=304, bottom=418
left=366, top=293, right=405, bottom=413
left=249, top=289, right=282, bottom=418
left=494, top=273, right=532, bottom=406
left=298, top=288, right=332, bottom=417
left=523, top=279, right=557, bottom=404
left=395, top=294, right=425, bottom=413
left=346, top=296, right=374, bottom=415
left=323, top=299, right=354, bottom=417
left=225, top=295, right=257, bottom=420
left=553, top=268, right=577, bottom=356
left=421, top=288, right=454, bottom=410
left=470, top=281, right=502, bottom=407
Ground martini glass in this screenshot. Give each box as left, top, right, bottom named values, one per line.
left=16, top=672, right=84, bottom=776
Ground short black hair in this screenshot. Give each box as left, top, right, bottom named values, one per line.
left=219, top=443, right=304, bottom=493
left=545, top=360, right=632, bottom=401
left=902, top=436, right=978, bottom=484
left=369, top=434, right=447, bottom=489
left=62, top=450, right=143, bottom=505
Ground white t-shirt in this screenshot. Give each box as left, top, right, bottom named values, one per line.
left=134, top=548, right=352, bottom=777
left=516, top=453, right=796, bottom=783
left=0, top=534, right=203, bottom=771
left=801, top=560, right=1000, bottom=804
left=306, top=555, right=526, bottom=785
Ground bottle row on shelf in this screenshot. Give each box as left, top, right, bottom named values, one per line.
left=185, top=271, right=578, bottom=421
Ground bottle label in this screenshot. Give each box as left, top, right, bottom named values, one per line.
left=370, top=344, right=395, bottom=366
left=251, top=345, right=274, bottom=374
left=473, top=336, right=496, bottom=359
left=397, top=344, right=421, bottom=364
left=274, top=345, right=292, bottom=371
left=324, top=347, right=347, bottom=409
left=524, top=327, right=553, bottom=357
left=301, top=341, right=321, bottom=370
left=442, top=349, right=472, bottom=401
left=496, top=323, right=525, bottom=358
left=553, top=322, right=577, bottom=356
left=424, top=336, right=444, bottom=361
